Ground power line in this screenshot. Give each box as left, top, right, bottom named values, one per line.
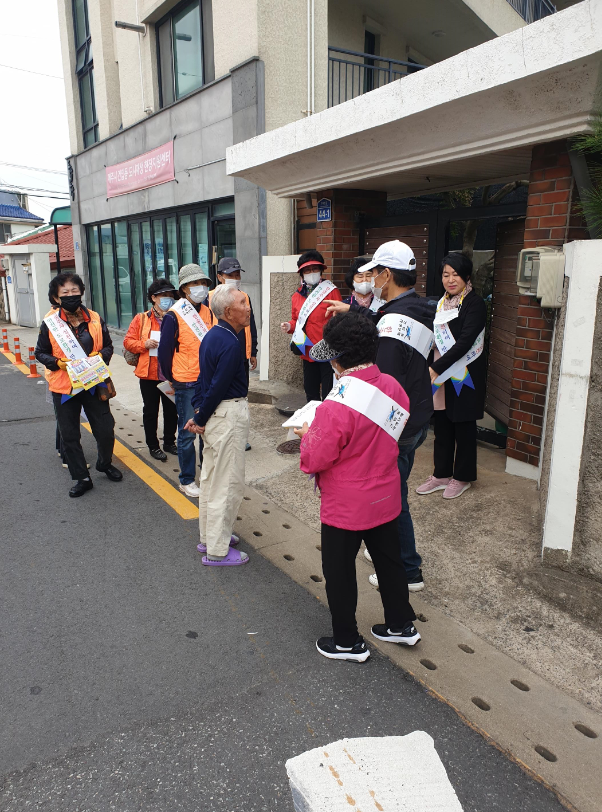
left=0, top=161, right=67, bottom=176
left=0, top=62, right=63, bottom=80
left=1, top=182, right=69, bottom=195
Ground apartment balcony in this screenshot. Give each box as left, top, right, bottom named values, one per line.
left=328, top=48, right=426, bottom=107
left=506, top=0, right=556, bottom=23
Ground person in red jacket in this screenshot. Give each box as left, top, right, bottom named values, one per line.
left=123, top=278, right=179, bottom=462
left=280, top=250, right=342, bottom=402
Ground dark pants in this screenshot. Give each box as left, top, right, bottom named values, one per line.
left=302, top=359, right=333, bottom=402
left=321, top=519, right=416, bottom=648
left=433, top=410, right=478, bottom=482
left=397, top=423, right=429, bottom=578
left=139, top=378, right=178, bottom=450
left=174, top=387, right=203, bottom=485
left=53, top=390, right=114, bottom=481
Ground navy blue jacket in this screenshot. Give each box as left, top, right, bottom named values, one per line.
left=192, top=320, right=248, bottom=426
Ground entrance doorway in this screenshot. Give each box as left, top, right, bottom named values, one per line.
left=212, top=218, right=235, bottom=275
left=14, top=254, right=36, bottom=327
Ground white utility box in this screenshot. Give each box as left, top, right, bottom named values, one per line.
left=516, top=246, right=565, bottom=308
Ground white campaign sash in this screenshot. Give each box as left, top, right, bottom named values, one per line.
left=377, top=313, right=434, bottom=360
left=170, top=299, right=210, bottom=343
left=291, top=280, right=336, bottom=346
left=325, top=375, right=409, bottom=442
left=44, top=311, right=87, bottom=361
left=433, top=298, right=484, bottom=385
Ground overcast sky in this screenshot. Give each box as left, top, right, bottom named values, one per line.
left=0, top=0, right=70, bottom=222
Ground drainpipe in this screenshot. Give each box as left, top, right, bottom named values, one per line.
left=306, top=0, right=314, bottom=115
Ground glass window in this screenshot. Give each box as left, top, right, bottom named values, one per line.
left=73, top=0, right=88, bottom=48
left=129, top=222, right=146, bottom=314
left=165, top=216, right=178, bottom=283
left=173, top=1, right=203, bottom=99
left=100, top=223, right=118, bottom=327
left=153, top=220, right=165, bottom=277
left=141, top=221, right=153, bottom=292
left=214, top=218, right=236, bottom=263
left=212, top=200, right=235, bottom=217
left=87, top=225, right=103, bottom=317
left=195, top=212, right=209, bottom=274
left=72, top=0, right=98, bottom=147
left=115, top=221, right=133, bottom=325
left=158, top=19, right=174, bottom=106
left=180, top=215, right=192, bottom=265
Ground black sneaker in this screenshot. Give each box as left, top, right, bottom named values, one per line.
left=69, top=478, right=93, bottom=498
left=149, top=447, right=167, bottom=461
left=316, top=636, right=370, bottom=662
left=408, top=570, right=424, bottom=592
left=163, top=443, right=178, bottom=455
left=371, top=623, right=421, bottom=646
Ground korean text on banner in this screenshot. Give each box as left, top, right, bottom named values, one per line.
left=106, top=141, right=174, bottom=198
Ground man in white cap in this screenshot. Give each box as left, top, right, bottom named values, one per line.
left=158, top=264, right=214, bottom=497
left=326, top=240, right=437, bottom=593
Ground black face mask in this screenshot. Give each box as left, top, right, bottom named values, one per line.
left=60, top=295, right=82, bottom=313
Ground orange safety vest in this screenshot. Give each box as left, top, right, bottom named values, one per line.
left=171, top=302, right=214, bottom=382
left=208, top=287, right=253, bottom=359
left=43, top=307, right=104, bottom=394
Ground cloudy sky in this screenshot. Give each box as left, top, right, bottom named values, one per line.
left=0, top=0, right=70, bottom=222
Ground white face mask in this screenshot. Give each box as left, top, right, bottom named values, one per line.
left=330, top=362, right=342, bottom=381
left=303, top=272, right=321, bottom=286
left=370, top=272, right=386, bottom=301
left=224, top=278, right=241, bottom=290
left=354, top=280, right=372, bottom=295
left=188, top=285, right=208, bottom=303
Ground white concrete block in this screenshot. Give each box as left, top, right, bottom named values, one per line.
left=286, top=733, right=463, bottom=812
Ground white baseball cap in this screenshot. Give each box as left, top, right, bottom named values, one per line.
left=362, top=240, right=416, bottom=273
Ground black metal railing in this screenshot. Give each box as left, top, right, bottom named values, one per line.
left=505, top=0, right=556, bottom=23
left=328, top=47, right=426, bottom=107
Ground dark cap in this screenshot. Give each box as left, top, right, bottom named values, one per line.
left=148, top=278, right=177, bottom=299
left=217, top=257, right=245, bottom=275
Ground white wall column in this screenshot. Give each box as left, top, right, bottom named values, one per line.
left=542, top=240, right=602, bottom=564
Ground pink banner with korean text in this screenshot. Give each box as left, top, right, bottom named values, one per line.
left=106, top=141, right=174, bottom=198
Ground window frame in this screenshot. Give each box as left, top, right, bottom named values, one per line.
left=156, top=0, right=207, bottom=109
left=72, top=0, right=99, bottom=147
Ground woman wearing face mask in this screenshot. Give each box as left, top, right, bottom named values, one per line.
left=416, top=253, right=487, bottom=500
left=123, top=278, right=179, bottom=462
left=158, top=264, right=215, bottom=497
left=280, top=250, right=342, bottom=402
left=343, top=256, right=375, bottom=309
left=35, top=272, right=123, bottom=498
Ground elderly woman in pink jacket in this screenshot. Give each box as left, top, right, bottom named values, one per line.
left=295, top=311, right=421, bottom=663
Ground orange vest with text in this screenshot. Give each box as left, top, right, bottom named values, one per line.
left=171, top=302, right=214, bottom=382
left=208, top=287, right=252, bottom=359
left=43, top=307, right=104, bottom=394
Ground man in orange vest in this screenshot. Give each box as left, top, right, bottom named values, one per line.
left=210, top=257, right=257, bottom=450
left=158, top=264, right=214, bottom=497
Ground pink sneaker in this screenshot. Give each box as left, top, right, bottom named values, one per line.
left=442, top=478, right=472, bottom=499
left=415, top=475, right=451, bottom=495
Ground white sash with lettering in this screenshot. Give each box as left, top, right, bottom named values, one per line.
left=433, top=300, right=484, bottom=385
left=170, top=298, right=210, bottom=342
left=377, top=313, right=434, bottom=360
left=291, top=280, right=336, bottom=347
left=44, top=311, right=87, bottom=361
left=325, top=375, right=409, bottom=442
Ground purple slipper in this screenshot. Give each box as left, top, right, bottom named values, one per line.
left=197, top=534, right=239, bottom=554
left=202, top=548, right=249, bottom=567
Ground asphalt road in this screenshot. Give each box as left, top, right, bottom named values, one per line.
left=0, top=354, right=565, bottom=812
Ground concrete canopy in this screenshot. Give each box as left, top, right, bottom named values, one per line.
left=227, top=1, right=602, bottom=199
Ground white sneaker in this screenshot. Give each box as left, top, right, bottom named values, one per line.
left=364, top=548, right=373, bottom=563
left=179, top=482, right=200, bottom=498
left=369, top=573, right=378, bottom=588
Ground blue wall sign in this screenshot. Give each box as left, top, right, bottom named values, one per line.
left=317, top=198, right=332, bottom=222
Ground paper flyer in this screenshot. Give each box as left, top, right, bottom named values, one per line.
left=281, top=400, right=322, bottom=429
left=67, top=356, right=111, bottom=391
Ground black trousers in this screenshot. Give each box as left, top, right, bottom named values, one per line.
left=302, top=359, right=333, bottom=402
left=321, top=520, right=416, bottom=648
left=433, top=410, right=478, bottom=482
left=53, top=390, right=115, bottom=481
left=139, top=378, right=178, bottom=450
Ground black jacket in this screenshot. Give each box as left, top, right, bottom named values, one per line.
left=35, top=306, right=113, bottom=371
left=352, top=291, right=438, bottom=440
left=431, top=289, right=487, bottom=423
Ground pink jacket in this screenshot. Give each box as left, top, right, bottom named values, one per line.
left=299, top=365, right=409, bottom=531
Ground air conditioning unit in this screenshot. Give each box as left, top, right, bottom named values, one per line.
left=516, top=246, right=565, bottom=308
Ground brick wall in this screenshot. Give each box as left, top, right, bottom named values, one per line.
left=315, top=189, right=387, bottom=289
left=506, top=139, right=587, bottom=468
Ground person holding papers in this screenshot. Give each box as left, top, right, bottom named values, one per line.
left=325, top=241, right=437, bottom=593
left=123, top=278, right=178, bottom=462
left=158, top=264, right=215, bottom=497
left=35, top=272, right=122, bottom=498
left=416, top=253, right=486, bottom=499
left=295, top=311, right=420, bottom=663
left=280, top=250, right=342, bottom=402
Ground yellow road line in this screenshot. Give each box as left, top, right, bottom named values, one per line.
left=82, top=422, right=199, bottom=520
left=1, top=349, right=33, bottom=376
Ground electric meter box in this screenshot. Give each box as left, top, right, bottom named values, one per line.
left=516, top=246, right=565, bottom=308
